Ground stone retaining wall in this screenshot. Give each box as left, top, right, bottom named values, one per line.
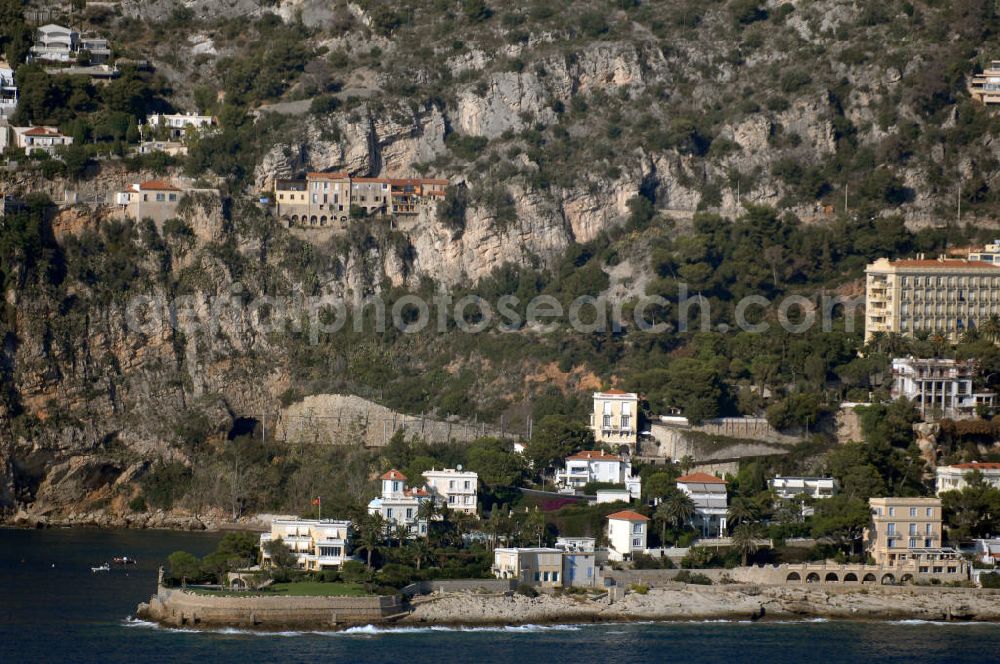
left=402, top=579, right=517, bottom=597
left=138, top=587, right=403, bottom=628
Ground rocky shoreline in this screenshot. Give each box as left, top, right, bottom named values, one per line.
left=3, top=508, right=275, bottom=532
left=400, top=585, right=1000, bottom=627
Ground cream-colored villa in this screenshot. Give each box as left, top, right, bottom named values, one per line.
left=589, top=389, right=639, bottom=449
left=259, top=518, right=352, bottom=571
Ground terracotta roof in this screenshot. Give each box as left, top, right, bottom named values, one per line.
left=405, top=488, right=430, bottom=497
left=381, top=469, right=407, bottom=481
left=138, top=180, right=180, bottom=191
left=352, top=177, right=390, bottom=183
left=603, top=388, right=627, bottom=395
left=307, top=172, right=349, bottom=180
left=952, top=462, right=1000, bottom=470
left=889, top=259, right=1000, bottom=269
left=567, top=450, right=621, bottom=461
left=676, top=472, right=727, bottom=484
left=24, top=127, right=61, bottom=136
left=606, top=510, right=650, bottom=522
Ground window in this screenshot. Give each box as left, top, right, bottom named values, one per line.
left=633, top=523, right=643, bottom=533
left=155, top=193, right=165, bottom=202
left=909, top=507, right=917, bottom=517
left=909, top=538, right=917, bottom=548
left=534, top=572, right=540, bottom=582
left=632, top=538, right=641, bottom=547
left=909, top=523, right=917, bottom=536
left=448, top=496, right=455, bottom=504
left=889, top=507, right=895, bottom=516
left=926, top=507, right=933, bottom=517
left=925, top=538, right=932, bottom=548
left=621, top=414, right=630, bottom=429
left=887, top=523, right=896, bottom=535
left=386, top=508, right=393, bottom=518
left=449, top=480, right=455, bottom=489
left=406, top=508, right=413, bottom=519
left=543, top=571, right=549, bottom=582
left=464, top=481, right=470, bottom=489
left=926, top=523, right=932, bottom=535
left=552, top=572, right=559, bottom=582
left=603, top=415, right=612, bottom=428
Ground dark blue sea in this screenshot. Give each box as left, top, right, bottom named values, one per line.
left=2, top=527, right=999, bottom=663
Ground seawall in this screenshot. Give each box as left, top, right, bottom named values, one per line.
left=137, top=586, right=404, bottom=629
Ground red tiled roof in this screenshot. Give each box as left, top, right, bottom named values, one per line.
left=405, top=488, right=430, bottom=497
left=952, top=462, right=1000, bottom=470
left=890, top=259, right=1000, bottom=269
left=603, top=388, right=627, bottom=395
left=307, top=172, right=349, bottom=180
left=607, top=510, right=650, bottom=521
left=381, top=469, right=407, bottom=481
left=567, top=450, right=621, bottom=461
left=676, top=472, right=727, bottom=484
left=138, top=180, right=180, bottom=191
left=25, top=127, right=61, bottom=136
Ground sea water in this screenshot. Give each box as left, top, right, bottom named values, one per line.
left=2, top=528, right=999, bottom=663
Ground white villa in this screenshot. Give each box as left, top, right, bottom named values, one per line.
left=606, top=510, right=649, bottom=561
left=769, top=476, right=839, bottom=500
left=0, top=63, right=16, bottom=118
left=259, top=518, right=352, bottom=571
left=493, top=547, right=564, bottom=588
left=367, top=469, right=432, bottom=537
left=891, top=357, right=995, bottom=420
left=936, top=462, right=1000, bottom=495
left=555, top=450, right=642, bottom=499
left=30, top=24, right=77, bottom=62
left=423, top=467, right=478, bottom=514
left=147, top=112, right=217, bottom=138
left=677, top=473, right=728, bottom=537
left=12, top=126, right=73, bottom=155
left=590, top=389, right=639, bottom=449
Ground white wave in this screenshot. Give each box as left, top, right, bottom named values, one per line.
left=885, top=619, right=990, bottom=626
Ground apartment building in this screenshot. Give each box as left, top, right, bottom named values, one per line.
left=676, top=473, right=728, bottom=537
left=866, top=497, right=944, bottom=566
left=936, top=462, right=1000, bottom=495
left=970, top=61, right=1000, bottom=104
left=589, top=389, right=639, bottom=449
left=864, top=256, right=1000, bottom=342
left=606, top=510, right=649, bottom=561
left=12, top=126, right=73, bottom=155
left=423, top=467, right=478, bottom=514
left=259, top=518, right=352, bottom=571
left=768, top=476, right=838, bottom=500
left=555, top=450, right=642, bottom=499
left=273, top=173, right=449, bottom=228
left=891, top=357, right=994, bottom=420
left=367, top=469, right=432, bottom=537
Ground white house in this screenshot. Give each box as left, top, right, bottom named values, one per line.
left=0, top=63, right=16, bottom=118
left=606, top=510, right=649, bottom=561
left=30, top=24, right=78, bottom=62
left=77, top=34, right=111, bottom=64
left=259, top=518, right=352, bottom=571
left=423, top=467, right=478, bottom=514
left=12, top=126, right=73, bottom=155
left=493, top=547, right=564, bottom=588
left=676, top=473, right=728, bottom=537
left=891, top=357, right=994, bottom=420
left=769, top=476, right=838, bottom=500
left=936, top=462, right=1000, bottom=495
left=972, top=538, right=1000, bottom=566
left=147, top=112, right=217, bottom=138
left=367, top=469, right=431, bottom=537
left=555, top=450, right=641, bottom=499
left=554, top=536, right=596, bottom=552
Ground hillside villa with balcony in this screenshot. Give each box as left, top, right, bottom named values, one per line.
left=864, top=256, right=1000, bottom=342
left=936, top=462, right=1000, bottom=495
left=114, top=179, right=220, bottom=228
left=423, top=467, right=478, bottom=514
left=589, top=389, right=639, bottom=449
left=0, top=62, right=17, bottom=118
left=259, top=518, right=352, bottom=571
left=555, top=450, right=641, bottom=499
left=971, top=61, right=1000, bottom=104
left=367, top=469, right=432, bottom=537
left=677, top=473, right=728, bottom=537
left=891, top=357, right=994, bottom=420
left=273, top=172, right=448, bottom=229
left=768, top=476, right=838, bottom=500
left=146, top=112, right=217, bottom=138
left=12, top=126, right=73, bottom=156
left=29, top=25, right=111, bottom=65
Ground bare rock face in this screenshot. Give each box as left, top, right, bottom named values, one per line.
left=913, top=422, right=941, bottom=468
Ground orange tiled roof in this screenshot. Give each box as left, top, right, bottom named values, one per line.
left=603, top=388, right=627, bottom=395
left=25, top=127, right=61, bottom=136
left=952, top=462, right=1000, bottom=470
left=138, top=180, right=180, bottom=191
left=307, top=171, right=349, bottom=180
left=607, top=510, right=650, bottom=521
left=676, top=472, right=727, bottom=484
left=381, top=469, right=407, bottom=481
left=567, top=450, right=621, bottom=461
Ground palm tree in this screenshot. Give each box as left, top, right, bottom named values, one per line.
left=409, top=538, right=433, bottom=571
left=730, top=522, right=760, bottom=566
left=393, top=524, right=411, bottom=547
left=355, top=512, right=387, bottom=569
left=727, top=499, right=757, bottom=528
left=658, top=490, right=696, bottom=543
left=982, top=314, right=1000, bottom=344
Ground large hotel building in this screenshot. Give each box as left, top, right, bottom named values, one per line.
left=864, top=252, right=1000, bottom=342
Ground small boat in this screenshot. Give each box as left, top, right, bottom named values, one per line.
left=112, top=556, right=137, bottom=565
left=91, top=563, right=110, bottom=573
